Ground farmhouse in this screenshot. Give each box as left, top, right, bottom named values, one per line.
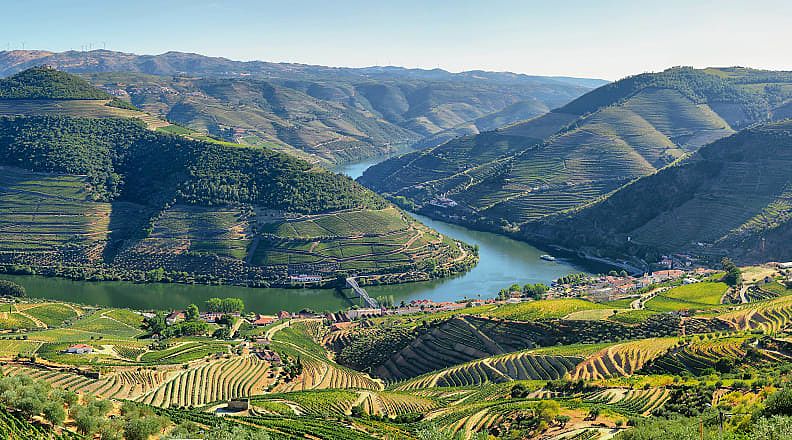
left=346, top=308, right=382, bottom=320
left=65, top=344, right=93, bottom=354
left=289, top=274, right=322, bottom=283
left=201, top=312, right=240, bottom=323
left=251, top=314, right=277, bottom=326
left=165, top=311, right=185, bottom=325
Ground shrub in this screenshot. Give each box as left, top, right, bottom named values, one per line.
left=0, top=280, right=26, bottom=297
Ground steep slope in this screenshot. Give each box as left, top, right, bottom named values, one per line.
left=0, top=69, right=473, bottom=286
left=528, top=119, right=792, bottom=265
left=0, top=50, right=604, bottom=163
left=360, top=67, right=792, bottom=233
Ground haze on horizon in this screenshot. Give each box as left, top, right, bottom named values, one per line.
left=3, top=0, right=791, bottom=80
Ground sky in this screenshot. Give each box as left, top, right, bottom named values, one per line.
left=2, top=0, right=791, bottom=80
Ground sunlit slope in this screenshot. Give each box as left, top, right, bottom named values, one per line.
left=360, top=67, right=792, bottom=230
left=529, top=119, right=792, bottom=264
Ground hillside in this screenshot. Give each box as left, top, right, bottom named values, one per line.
left=0, top=69, right=473, bottom=287
left=0, top=263, right=789, bottom=439
left=0, top=50, right=605, bottom=163
left=359, top=67, right=792, bottom=237
left=526, top=119, right=792, bottom=265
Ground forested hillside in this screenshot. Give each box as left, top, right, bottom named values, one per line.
left=0, top=68, right=473, bottom=286
left=0, top=65, right=111, bottom=99
left=0, top=50, right=604, bottom=163
left=360, top=67, right=792, bottom=239
left=527, top=119, right=792, bottom=265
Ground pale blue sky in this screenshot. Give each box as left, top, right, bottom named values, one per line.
left=3, top=0, right=791, bottom=80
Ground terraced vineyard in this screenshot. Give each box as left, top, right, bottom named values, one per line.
left=272, top=322, right=382, bottom=392
left=252, top=207, right=468, bottom=276
left=0, top=406, right=79, bottom=439
left=582, top=387, right=671, bottom=416
left=718, top=295, right=792, bottom=332
left=396, top=351, right=582, bottom=390
left=0, top=166, right=146, bottom=259
left=138, top=355, right=272, bottom=407
left=485, top=299, right=610, bottom=321
left=570, top=338, right=678, bottom=380
left=0, top=99, right=169, bottom=128
left=643, top=336, right=782, bottom=375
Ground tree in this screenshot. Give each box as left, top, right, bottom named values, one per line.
left=185, top=304, right=199, bottom=321
left=523, top=283, right=549, bottom=299
left=0, top=280, right=26, bottom=297
left=72, top=408, right=101, bottom=435
left=205, top=297, right=245, bottom=313
left=143, top=313, right=166, bottom=336
left=760, top=388, right=792, bottom=417
left=42, top=400, right=66, bottom=426
left=721, top=258, right=742, bottom=287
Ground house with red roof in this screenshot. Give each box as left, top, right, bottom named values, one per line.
left=65, top=344, right=93, bottom=354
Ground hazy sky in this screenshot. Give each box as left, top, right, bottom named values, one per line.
left=3, top=0, right=791, bottom=80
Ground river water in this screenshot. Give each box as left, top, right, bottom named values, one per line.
left=2, top=154, right=605, bottom=313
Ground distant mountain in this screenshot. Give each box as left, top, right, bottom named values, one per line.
left=360, top=67, right=792, bottom=235
left=0, top=50, right=605, bottom=163
left=410, top=98, right=551, bottom=149
left=0, top=68, right=474, bottom=287
left=528, top=119, right=792, bottom=266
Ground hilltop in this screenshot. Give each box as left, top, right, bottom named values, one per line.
left=359, top=67, right=792, bottom=237
left=0, top=50, right=605, bottom=163
left=527, top=119, right=792, bottom=265
left=0, top=68, right=474, bottom=287
left=0, top=65, right=112, bottom=100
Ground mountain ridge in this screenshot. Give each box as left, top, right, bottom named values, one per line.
left=359, top=67, right=792, bottom=249
left=0, top=50, right=605, bottom=163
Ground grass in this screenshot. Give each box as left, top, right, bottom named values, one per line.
left=609, top=310, right=660, bottom=324
left=564, top=308, right=624, bottom=321
left=0, top=339, right=41, bottom=357
left=644, top=282, right=728, bottom=312
left=21, top=303, right=79, bottom=327
left=485, top=299, right=610, bottom=321
left=138, top=341, right=231, bottom=364
left=663, top=282, right=729, bottom=305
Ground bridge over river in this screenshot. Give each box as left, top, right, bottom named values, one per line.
left=346, top=277, right=379, bottom=308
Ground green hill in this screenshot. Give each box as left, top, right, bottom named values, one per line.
left=0, top=65, right=111, bottom=100
left=359, top=67, right=792, bottom=234
left=527, top=119, right=792, bottom=265
left=0, top=70, right=473, bottom=287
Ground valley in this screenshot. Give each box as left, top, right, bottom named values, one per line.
left=1, top=30, right=792, bottom=439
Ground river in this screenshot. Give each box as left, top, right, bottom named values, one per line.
left=2, top=154, right=607, bottom=313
